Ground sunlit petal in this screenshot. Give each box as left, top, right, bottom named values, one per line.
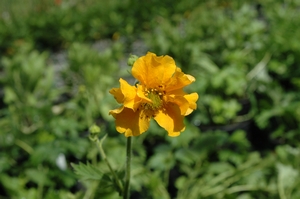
left=110, top=106, right=150, bottom=137
left=165, top=67, right=196, bottom=92
left=136, top=84, right=152, bottom=103
left=165, top=95, right=190, bottom=115
left=184, top=92, right=199, bottom=115
left=109, top=87, right=124, bottom=103
left=117, top=78, right=142, bottom=110
left=154, top=103, right=185, bottom=137
left=132, top=52, right=176, bottom=88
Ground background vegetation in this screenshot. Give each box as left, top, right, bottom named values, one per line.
left=0, top=0, right=300, bottom=198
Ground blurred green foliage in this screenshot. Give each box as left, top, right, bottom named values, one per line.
left=0, top=0, right=300, bottom=198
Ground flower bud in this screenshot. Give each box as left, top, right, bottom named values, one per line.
left=127, top=54, right=139, bottom=66
left=89, top=124, right=101, bottom=142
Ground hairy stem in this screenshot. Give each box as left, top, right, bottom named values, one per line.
left=97, top=134, right=123, bottom=194
left=123, top=136, right=132, bottom=199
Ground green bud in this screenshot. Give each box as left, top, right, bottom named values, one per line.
left=89, top=124, right=101, bottom=142
left=127, top=54, right=139, bottom=66
left=89, top=124, right=101, bottom=133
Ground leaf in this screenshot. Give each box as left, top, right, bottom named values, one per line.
left=71, top=162, right=103, bottom=181
left=147, top=149, right=175, bottom=171
left=25, top=168, right=51, bottom=185
left=277, top=163, right=299, bottom=192
left=4, top=87, right=18, bottom=104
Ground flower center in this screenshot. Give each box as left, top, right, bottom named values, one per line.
left=145, top=88, right=164, bottom=111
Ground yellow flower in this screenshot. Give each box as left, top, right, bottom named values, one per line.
left=109, top=52, right=198, bottom=137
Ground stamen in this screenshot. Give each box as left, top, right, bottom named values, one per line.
left=144, top=87, right=163, bottom=111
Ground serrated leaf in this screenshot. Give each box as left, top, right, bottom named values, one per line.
left=71, top=162, right=103, bottom=181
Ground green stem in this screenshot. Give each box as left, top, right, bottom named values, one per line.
left=15, top=139, right=33, bottom=154
left=96, top=135, right=123, bottom=194
left=123, top=136, right=132, bottom=199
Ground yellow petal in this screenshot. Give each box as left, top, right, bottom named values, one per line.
left=154, top=103, right=185, bottom=137
left=132, top=52, right=176, bottom=88
left=136, top=84, right=152, bottom=103
left=183, top=92, right=199, bottom=115
left=109, top=106, right=124, bottom=116
left=109, top=87, right=124, bottom=103
left=109, top=106, right=150, bottom=137
left=165, top=94, right=190, bottom=116
left=119, top=78, right=141, bottom=110
left=166, top=89, right=198, bottom=115
left=165, top=67, right=196, bottom=92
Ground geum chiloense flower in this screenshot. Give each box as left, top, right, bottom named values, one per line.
left=109, top=52, right=198, bottom=137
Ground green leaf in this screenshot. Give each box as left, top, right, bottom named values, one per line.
left=147, top=147, right=175, bottom=171
left=71, top=162, right=103, bottom=181
left=25, top=168, right=51, bottom=185
left=277, top=163, right=299, bottom=192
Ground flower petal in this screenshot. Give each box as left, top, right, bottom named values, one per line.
left=119, top=78, right=141, bottom=110
left=183, top=92, right=199, bottom=115
left=166, top=89, right=198, bottom=115
left=165, top=94, right=190, bottom=116
left=132, top=52, right=176, bottom=88
left=154, top=103, right=185, bottom=137
left=109, top=87, right=123, bottom=103
left=165, top=67, right=196, bottom=92
left=109, top=106, right=124, bottom=115
left=136, top=84, right=152, bottom=103
left=109, top=106, right=150, bottom=137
